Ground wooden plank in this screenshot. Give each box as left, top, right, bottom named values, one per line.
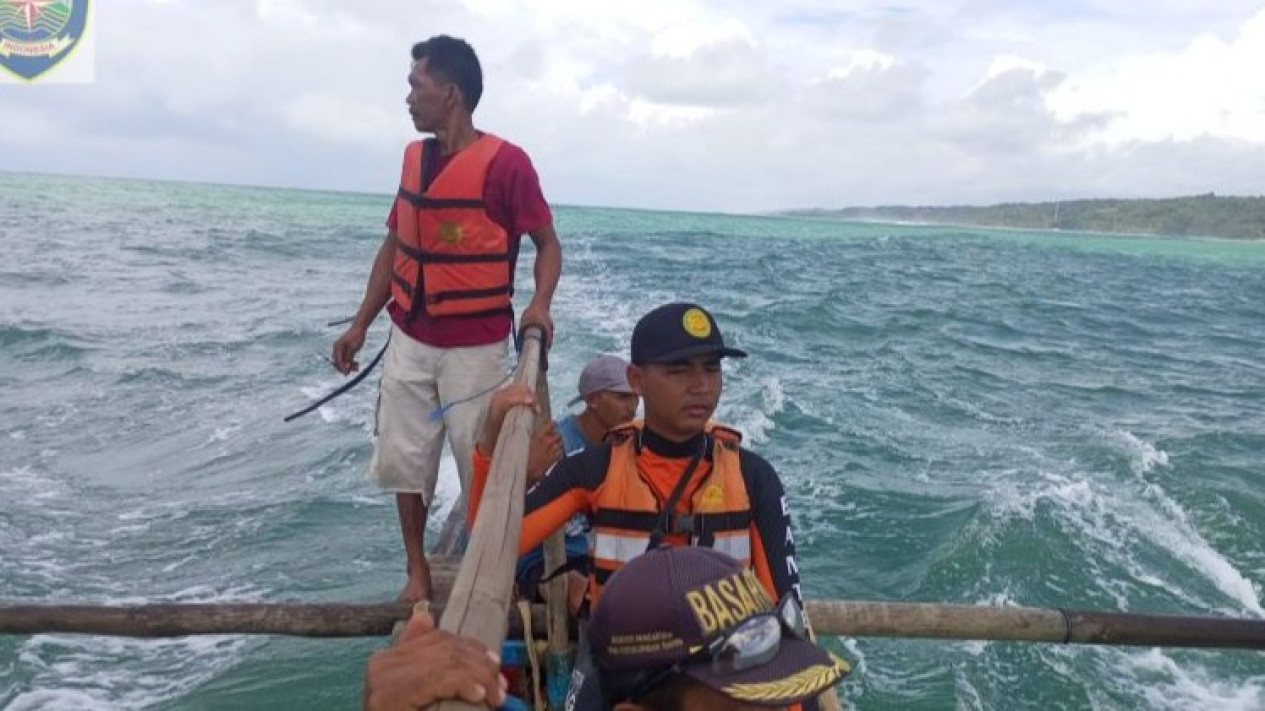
left=433, top=326, right=545, bottom=711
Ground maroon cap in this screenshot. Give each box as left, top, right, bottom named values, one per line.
left=584, top=547, right=849, bottom=707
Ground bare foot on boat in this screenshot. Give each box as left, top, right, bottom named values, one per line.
left=398, top=565, right=433, bottom=604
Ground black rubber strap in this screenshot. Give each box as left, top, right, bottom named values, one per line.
left=284, top=334, right=390, bottom=422
left=1058, top=607, right=1073, bottom=644
left=645, top=441, right=707, bottom=551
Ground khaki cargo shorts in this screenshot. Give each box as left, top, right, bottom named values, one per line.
left=367, top=325, right=509, bottom=504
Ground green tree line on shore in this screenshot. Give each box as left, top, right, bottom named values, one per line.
left=788, top=194, right=1265, bottom=239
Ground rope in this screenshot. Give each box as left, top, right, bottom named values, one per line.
left=517, top=600, right=546, bottom=710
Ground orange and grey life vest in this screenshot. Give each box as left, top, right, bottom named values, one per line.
left=589, top=421, right=753, bottom=600
left=391, top=134, right=513, bottom=319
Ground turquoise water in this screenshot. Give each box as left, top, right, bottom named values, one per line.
left=2, top=172, right=1263, bottom=710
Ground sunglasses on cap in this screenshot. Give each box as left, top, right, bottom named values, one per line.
left=617, top=594, right=808, bottom=703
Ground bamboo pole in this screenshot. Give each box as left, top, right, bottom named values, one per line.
left=0, top=601, right=554, bottom=639
left=536, top=374, right=573, bottom=711
left=807, top=601, right=1265, bottom=649
left=3, top=596, right=1262, bottom=649
left=433, top=326, right=545, bottom=711
left=536, top=375, right=569, bottom=650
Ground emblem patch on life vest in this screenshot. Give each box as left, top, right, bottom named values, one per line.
left=682, top=307, right=711, bottom=339
left=699, top=484, right=725, bottom=510
left=437, top=221, right=463, bottom=245
left=0, top=0, right=90, bottom=82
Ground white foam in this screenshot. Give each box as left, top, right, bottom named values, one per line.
left=837, top=636, right=868, bottom=677
left=427, top=450, right=462, bottom=534
left=160, top=553, right=198, bottom=573
left=734, top=408, right=776, bottom=445
left=719, top=376, right=787, bottom=445
left=107, top=523, right=151, bottom=536
left=7, top=689, right=117, bottom=711
left=1107, top=431, right=1263, bottom=616
left=954, top=670, right=987, bottom=710
left=9, top=580, right=266, bottom=709
left=298, top=379, right=375, bottom=430
left=1133, top=499, right=1265, bottom=616
left=982, top=443, right=1264, bottom=618
left=958, top=639, right=990, bottom=657
left=1, top=465, right=66, bottom=498
left=1111, top=429, right=1171, bottom=475
left=204, top=424, right=241, bottom=444
left=13, top=632, right=255, bottom=711
left=762, top=376, right=786, bottom=414
left=983, top=469, right=1092, bottom=523
left=1113, top=648, right=1265, bottom=711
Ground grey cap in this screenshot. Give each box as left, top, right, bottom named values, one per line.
left=568, top=355, right=634, bottom=406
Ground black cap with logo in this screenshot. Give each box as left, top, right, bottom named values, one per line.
left=630, top=302, right=748, bottom=365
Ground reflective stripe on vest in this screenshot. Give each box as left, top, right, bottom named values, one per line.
left=391, top=134, right=513, bottom=319
left=712, top=531, right=752, bottom=562
left=588, top=421, right=753, bottom=602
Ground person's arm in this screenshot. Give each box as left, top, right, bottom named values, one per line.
left=332, top=229, right=396, bottom=374
left=743, top=450, right=833, bottom=711
left=518, top=448, right=605, bottom=553
left=520, top=224, right=561, bottom=345
left=528, top=420, right=563, bottom=484
left=363, top=606, right=507, bottom=710
left=467, top=385, right=536, bottom=525
left=742, top=450, right=803, bottom=603
left=467, top=387, right=598, bottom=554
left=499, top=144, right=560, bottom=346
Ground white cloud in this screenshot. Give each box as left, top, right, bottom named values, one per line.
left=1048, top=9, right=1265, bottom=144
left=626, top=36, right=778, bottom=108
left=1, top=0, right=1263, bottom=211
left=279, top=93, right=403, bottom=147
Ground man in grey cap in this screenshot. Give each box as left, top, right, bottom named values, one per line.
left=561, top=354, right=641, bottom=454
left=515, top=354, right=639, bottom=609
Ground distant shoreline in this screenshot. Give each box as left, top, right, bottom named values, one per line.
left=782, top=194, right=1265, bottom=240
left=7, top=171, right=1264, bottom=239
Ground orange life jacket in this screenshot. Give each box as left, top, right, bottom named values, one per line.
left=391, top=134, right=513, bottom=319
left=589, top=421, right=753, bottom=603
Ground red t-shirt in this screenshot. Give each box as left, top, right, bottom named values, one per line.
left=386, top=137, right=553, bottom=347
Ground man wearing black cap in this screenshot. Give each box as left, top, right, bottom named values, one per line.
left=468, top=303, right=806, bottom=610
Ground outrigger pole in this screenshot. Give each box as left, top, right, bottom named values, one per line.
left=2, top=591, right=1262, bottom=649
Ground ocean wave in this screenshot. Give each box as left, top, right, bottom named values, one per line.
left=976, top=431, right=1264, bottom=617
left=0, top=325, right=84, bottom=352
left=10, top=627, right=259, bottom=711
left=1110, top=648, right=1265, bottom=711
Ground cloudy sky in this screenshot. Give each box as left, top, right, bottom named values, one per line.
left=3, top=0, right=1264, bottom=212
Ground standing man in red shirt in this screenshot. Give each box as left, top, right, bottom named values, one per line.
left=332, top=35, right=561, bottom=604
